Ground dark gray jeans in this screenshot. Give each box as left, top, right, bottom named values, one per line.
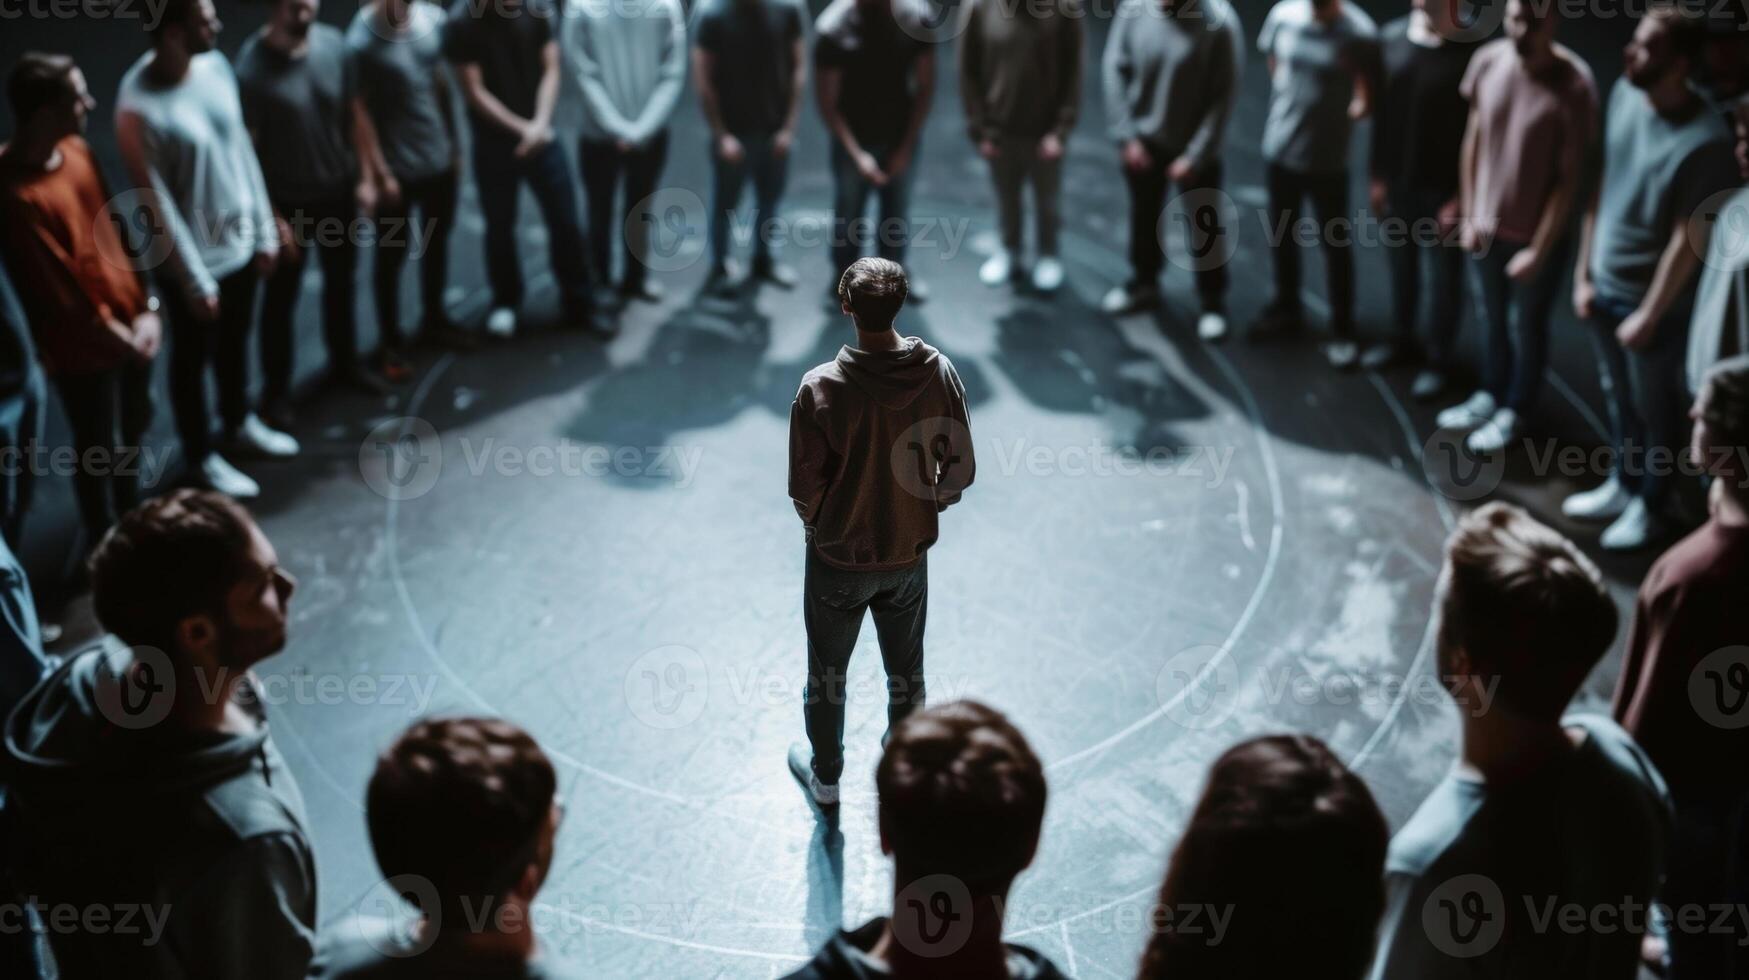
left=802, top=547, right=928, bottom=784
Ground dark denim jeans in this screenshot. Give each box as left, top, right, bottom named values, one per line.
left=708, top=132, right=789, bottom=272
left=802, top=547, right=928, bottom=785
left=472, top=135, right=593, bottom=315
left=1265, top=163, right=1354, bottom=336
left=1665, top=789, right=1749, bottom=979
left=1126, top=158, right=1227, bottom=312
left=1387, top=184, right=1464, bottom=367
left=581, top=133, right=669, bottom=290
left=1588, top=291, right=1691, bottom=507
left=1469, top=235, right=1570, bottom=413
left=262, top=195, right=361, bottom=399
left=373, top=169, right=457, bottom=345
left=54, top=361, right=153, bottom=539
left=830, top=139, right=917, bottom=279
left=163, top=265, right=257, bottom=464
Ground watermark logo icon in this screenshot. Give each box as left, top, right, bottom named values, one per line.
left=357, top=874, right=441, bottom=957
left=1423, top=874, right=1505, bottom=958
left=1691, top=646, right=1749, bottom=730
left=624, top=645, right=709, bottom=729
left=360, top=417, right=443, bottom=501
left=1161, top=186, right=1238, bottom=274
left=93, top=646, right=176, bottom=730
left=890, top=417, right=973, bottom=502
left=1421, top=427, right=1506, bottom=501
left=892, top=874, right=975, bottom=958
left=98, top=189, right=175, bottom=274
left=1156, top=644, right=1240, bottom=731
left=628, top=187, right=707, bottom=273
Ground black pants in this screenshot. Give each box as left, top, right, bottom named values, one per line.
left=262, top=196, right=360, bottom=400
left=802, top=548, right=928, bottom=784
left=580, top=133, right=669, bottom=291
left=374, top=170, right=457, bottom=346
left=1385, top=182, right=1463, bottom=365
left=1266, top=163, right=1354, bottom=336
left=163, top=265, right=257, bottom=464
left=54, top=360, right=153, bottom=537
left=473, top=135, right=594, bottom=316
left=1125, top=158, right=1227, bottom=312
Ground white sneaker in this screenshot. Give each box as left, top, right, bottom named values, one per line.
left=1600, top=498, right=1661, bottom=551
left=1465, top=408, right=1519, bottom=453
left=1031, top=256, right=1065, bottom=293
left=198, top=453, right=260, bottom=499
left=1410, top=369, right=1447, bottom=401
left=1100, top=283, right=1158, bottom=315
left=787, top=742, right=839, bottom=808
left=485, top=306, right=517, bottom=338
left=1437, top=391, right=1497, bottom=430
left=979, top=250, right=1014, bottom=287
left=1198, top=311, right=1229, bottom=342
left=1563, top=475, right=1631, bottom=522
left=1324, top=341, right=1359, bottom=370
left=227, top=413, right=299, bottom=458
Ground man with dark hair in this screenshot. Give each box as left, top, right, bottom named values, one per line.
left=1367, top=502, right=1671, bottom=980
left=1615, top=355, right=1749, bottom=979
left=2, top=489, right=315, bottom=979
left=116, top=0, right=292, bottom=499
left=816, top=0, right=937, bottom=303
left=309, top=716, right=583, bottom=978
left=692, top=0, right=807, bottom=293
left=787, top=257, right=974, bottom=807
left=446, top=0, right=606, bottom=338
left=1364, top=0, right=1480, bottom=394
left=785, top=700, right=1068, bottom=978
left=0, top=53, right=160, bottom=542
left=1568, top=2, right=1739, bottom=550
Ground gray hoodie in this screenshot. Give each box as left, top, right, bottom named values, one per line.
left=789, top=337, right=975, bottom=571
left=2, top=645, right=317, bottom=980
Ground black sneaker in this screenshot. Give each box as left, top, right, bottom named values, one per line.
left=787, top=742, right=840, bottom=807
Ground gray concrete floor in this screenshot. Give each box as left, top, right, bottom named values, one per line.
left=4, top=3, right=1669, bottom=976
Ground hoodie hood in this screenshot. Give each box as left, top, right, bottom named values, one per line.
left=835, top=337, right=945, bottom=411
left=788, top=918, right=1072, bottom=980
left=3, top=644, right=268, bottom=805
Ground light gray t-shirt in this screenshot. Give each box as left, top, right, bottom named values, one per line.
left=1258, top=0, right=1376, bottom=175
left=236, top=23, right=361, bottom=205
left=347, top=2, right=455, bottom=182
left=1367, top=715, right=1671, bottom=980
left=1689, top=184, right=1749, bottom=393
left=1590, top=80, right=1737, bottom=306
left=1102, top=0, right=1243, bottom=168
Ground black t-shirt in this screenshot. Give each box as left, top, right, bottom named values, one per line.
left=694, top=0, right=805, bottom=136
left=813, top=0, right=929, bottom=149
left=442, top=0, right=554, bottom=126
left=1371, top=16, right=1479, bottom=196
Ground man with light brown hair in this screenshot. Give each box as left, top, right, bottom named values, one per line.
left=786, top=258, right=974, bottom=808
left=1368, top=502, right=1671, bottom=980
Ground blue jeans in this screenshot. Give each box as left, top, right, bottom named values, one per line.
left=802, top=547, right=928, bottom=785
left=1469, top=236, right=1570, bottom=413
left=472, top=135, right=593, bottom=315
left=708, top=133, right=789, bottom=272
left=1387, top=184, right=1464, bottom=367
left=1588, top=291, right=1691, bottom=507
left=830, top=140, right=917, bottom=279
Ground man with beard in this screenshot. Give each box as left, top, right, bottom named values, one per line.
left=1568, top=2, right=1738, bottom=550
left=2, top=490, right=315, bottom=979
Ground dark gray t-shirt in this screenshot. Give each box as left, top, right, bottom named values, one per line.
left=1366, top=715, right=1671, bottom=980
left=1258, top=0, right=1377, bottom=174
left=347, top=2, right=454, bottom=182
left=1590, top=80, right=1738, bottom=305
left=309, top=916, right=586, bottom=980
left=236, top=23, right=360, bottom=205
left=693, top=0, right=805, bottom=137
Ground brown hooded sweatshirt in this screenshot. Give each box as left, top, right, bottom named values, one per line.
left=789, top=336, right=975, bottom=571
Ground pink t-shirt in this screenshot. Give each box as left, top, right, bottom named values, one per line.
left=1461, top=39, right=1598, bottom=246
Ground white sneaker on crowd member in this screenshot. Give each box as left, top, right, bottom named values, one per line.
left=1465, top=408, right=1519, bottom=453
left=979, top=250, right=1014, bottom=286
left=226, top=414, right=299, bottom=458
left=485, top=306, right=517, bottom=339
left=1100, top=282, right=1158, bottom=315
left=1324, top=341, right=1359, bottom=370
left=1600, top=497, right=1661, bottom=551
left=198, top=453, right=260, bottom=499
left=787, top=742, right=839, bottom=807
left=1031, top=256, right=1065, bottom=293
left=1436, top=390, right=1497, bottom=430
left=1562, top=474, right=1632, bottom=521
left=1198, top=311, right=1228, bottom=341
left=1411, top=369, right=1446, bottom=400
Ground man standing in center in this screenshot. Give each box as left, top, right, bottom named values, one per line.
left=959, top=0, right=1083, bottom=296
left=787, top=258, right=974, bottom=808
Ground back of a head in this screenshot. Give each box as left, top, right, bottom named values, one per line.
left=1138, top=735, right=1388, bottom=980
left=89, top=489, right=256, bottom=657
left=876, top=700, right=1047, bottom=895
left=838, top=257, right=909, bottom=333
left=1437, top=502, right=1617, bottom=722
left=149, top=0, right=200, bottom=36
left=367, top=717, right=558, bottom=928
left=7, top=52, right=73, bottom=126
left=1700, top=354, right=1749, bottom=499
left=1648, top=0, right=1710, bottom=67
